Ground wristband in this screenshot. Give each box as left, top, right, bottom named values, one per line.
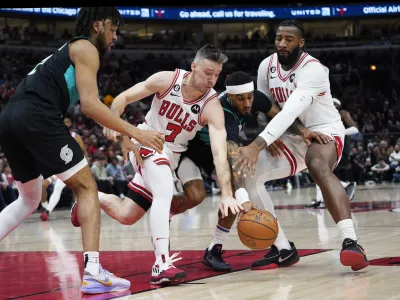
left=235, top=188, right=250, bottom=205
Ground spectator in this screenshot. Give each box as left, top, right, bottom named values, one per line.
left=91, top=153, right=114, bottom=194
left=389, top=144, right=400, bottom=168
left=106, top=157, right=128, bottom=198
left=370, top=156, right=390, bottom=183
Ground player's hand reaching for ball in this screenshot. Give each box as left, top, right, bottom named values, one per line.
left=220, top=195, right=244, bottom=218
left=136, top=130, right=165, bottom=154
left=232, top=144, right=260, bottom=177
left=242, top=201, right=256, bottom=213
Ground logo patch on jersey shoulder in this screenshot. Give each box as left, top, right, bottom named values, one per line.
left=60, top=144, right=73, bottom=164
left=191, top=104, right=201, bottom=114
left=270, top=66, right=276, bottom=73
left=289, top=74, right=295, bottom=83
left=173, top=84, right=180, bottom=92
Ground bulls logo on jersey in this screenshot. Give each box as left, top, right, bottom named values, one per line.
left=290, top=74, right=295, bottom=83
left=191, top=104, right=200, bottom=114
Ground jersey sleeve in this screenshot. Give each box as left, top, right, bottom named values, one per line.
left=224, top=108, right=240, bottom=143
left=252, top=90, right=272, bottom=114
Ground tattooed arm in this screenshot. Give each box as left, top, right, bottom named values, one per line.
left=227, top=140, right=245, bottom=191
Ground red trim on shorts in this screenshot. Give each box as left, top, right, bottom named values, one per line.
left=153, top=157, right=170, bottom=167
left=156, top=69, right=180, bottom=99
left=332, top=135, right=344, bottom=170
left=128, top=182, right=153, bottom=201
left=277, top=53, right=309, bottom=82
left=280, top=142, right=297, bottom=177
left=198, top=93, right=218, bottom=126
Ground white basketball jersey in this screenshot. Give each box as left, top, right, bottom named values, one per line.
left=259, top=52, right=343, bottom=132
left=145, top=68, right=217, bottom=152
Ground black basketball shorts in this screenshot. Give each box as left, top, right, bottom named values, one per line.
left=0, top=99, right=86, bottom=183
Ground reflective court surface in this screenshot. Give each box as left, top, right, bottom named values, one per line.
left=1, top=184, right=400, bottom=300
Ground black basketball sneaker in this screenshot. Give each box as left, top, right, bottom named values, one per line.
left=202, top=244, right=231, bottom=272
left=251, top=241, right=300, bottom=270
left=340, top=238, right=369, bottom=271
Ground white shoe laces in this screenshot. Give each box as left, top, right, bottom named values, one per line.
left=167, top=252, right=182, bottom=268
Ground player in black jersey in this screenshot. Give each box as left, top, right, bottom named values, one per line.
left=0, top=7, right=164, bottom=294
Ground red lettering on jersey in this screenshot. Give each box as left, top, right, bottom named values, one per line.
left=166, top=103, right=180, bottom=119
left=270, top=88, right=276, bottom=99
left=174, top=107, right=184, bottom=123
left=159, top=100, right=170, bottom=116
left=275, top=87, right=284, bottom=103
left=186, top=120, right=197, bottom=132
left=180, top=113, right=190, bottom=130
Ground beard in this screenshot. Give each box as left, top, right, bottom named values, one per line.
left=277, top=45, right=301, bottom=66
left=96, top=34, right=108, bottom=59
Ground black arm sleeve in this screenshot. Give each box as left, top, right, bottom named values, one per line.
left=224, top=109, right=240, bottom=143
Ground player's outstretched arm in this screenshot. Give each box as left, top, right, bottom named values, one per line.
left=233, top=63, right=327, bottom=177
left=71, top=40, right=164, bottom=153
left=202, top=97, right=244, bottom=217
left=110, top=71, right=175, bottom=116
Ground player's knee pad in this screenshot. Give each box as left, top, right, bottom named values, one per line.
left=15, top=175, right=43, bottom=208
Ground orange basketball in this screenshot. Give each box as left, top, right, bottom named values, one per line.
left=237, top=208, right=279, bottom=250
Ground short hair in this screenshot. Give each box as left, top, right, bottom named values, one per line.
left=278, top=19, right=305, bottom=38
left=225, top=71, right=253, bottom=87
left=74, top=7, right=124, bottom=37
left=194, top=44, right=228, bottom=64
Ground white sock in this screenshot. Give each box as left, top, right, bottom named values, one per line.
left=341, top=181, right=349, bottom=188
left=315, top=185, right=323, bottom=202
left=41, top=201, right=49, bottom=209
left=84, top=251, right=100, bottom=275
left=273, top=222, right=292, bottom=251
left=47, top=178, right=66, bottom=213
left=337, top=219, right=357, bottom=242
left=208, top=225, right=230, bottom=250
left=142, top=160, right=173, bottom=263
left=0, top=177, right=42, bottom=241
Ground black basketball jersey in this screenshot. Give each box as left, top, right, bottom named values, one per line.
left=11, top=36, right=89, bottom=114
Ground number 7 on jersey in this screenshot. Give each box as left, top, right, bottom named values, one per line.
left=165, top=123, right=182, bottom=142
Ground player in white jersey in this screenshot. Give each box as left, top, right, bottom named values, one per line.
left=233, top=20, right=368, bottom=271
left=40, top=114, right=88, bottom=221
left=82, top=44, right=243, bottom=284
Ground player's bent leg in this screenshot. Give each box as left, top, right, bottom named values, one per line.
left=99, top=191, right=146, bottom=225
left=305, top=140, right=368, bottom=271
left=170, top=179, right=206, bottom=215
left=173, top=156, right=207, bottom=215
left=245, top=149, right=300, bottom=270
left=63, top=162, right=130, bottom=293
left=141, top=159, right=186, bottom=285
left=0, top=176, right=43, bottom=241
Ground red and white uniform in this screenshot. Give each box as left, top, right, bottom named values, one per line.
left=258, top=52, right=343, bottom=134
left=129, top=69, right=216, bottom=196
left=255, top=52, right=345, bottom=175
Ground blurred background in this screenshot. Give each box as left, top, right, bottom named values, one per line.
left=0, top=4, right=400, bottom=209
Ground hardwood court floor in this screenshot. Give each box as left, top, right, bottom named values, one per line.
left=1, top=184, right=400, bottom=300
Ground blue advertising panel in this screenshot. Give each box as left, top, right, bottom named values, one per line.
left=0, top=4, right=399, bottom=20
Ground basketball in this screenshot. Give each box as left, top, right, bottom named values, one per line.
left=237, top=208, right=279, bottom=250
